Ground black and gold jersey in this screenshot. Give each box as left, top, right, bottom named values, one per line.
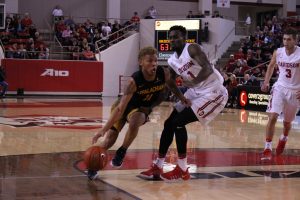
left=128, top=66, right=166, bottom=108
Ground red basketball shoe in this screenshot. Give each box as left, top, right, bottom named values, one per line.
left=276, top=139, right=287, bottom=156
left=261, top=148, right=272, bottom=161
left=160, top=165, right=190, bottom=181
left=140, top=163, right=163, bottom=179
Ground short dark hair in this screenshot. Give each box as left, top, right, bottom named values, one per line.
left=168, top=25, right=187, bottom=37
left=284, top=28, right=298, bottom=39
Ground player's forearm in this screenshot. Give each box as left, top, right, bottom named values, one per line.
left=101, top=107, right=124, bottom=133
left=193, top=66, right=213, bottom=85
left=264, top=65, right=275, bottom=84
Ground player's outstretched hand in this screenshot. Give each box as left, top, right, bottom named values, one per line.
left=261, top=82, right=269, bottom=92
left=92, top=130, right=105, bottom=144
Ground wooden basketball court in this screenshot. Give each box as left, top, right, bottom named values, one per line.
left=1, top=97, right=300, bottom=200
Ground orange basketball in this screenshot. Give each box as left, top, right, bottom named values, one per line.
left=83, top=146, right=108, bottom=171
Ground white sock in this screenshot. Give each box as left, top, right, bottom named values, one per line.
left=177, top=158, right=187, bottom=171
left=280, top=134, right=288, bottom=141
left=154, top=157, right=165, bottom=168
left=265, top=142, right=272, bottom=150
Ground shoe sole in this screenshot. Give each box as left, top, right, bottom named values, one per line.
left=139, top=173, right=162, bottom=180
left=110, top=160, right=123, bottom=169
left=160, top=175, right=190, bottom=182
left=260, top=157, right=271, bottom=161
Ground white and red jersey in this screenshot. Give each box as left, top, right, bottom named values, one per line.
left=276, top=46, right=300, bottom=90
left=167, top=43, right=223, bottom=91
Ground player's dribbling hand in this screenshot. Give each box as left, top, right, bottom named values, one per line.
left=261, top=82, right=269, bottom=92
left=181, top=98, right=192, bottom=107
left=296, top=91, right=300, bottom=101
left=92, top=130, right=105, bottom=144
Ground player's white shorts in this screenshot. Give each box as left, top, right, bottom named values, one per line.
left=174, top=85, right=228, bottom=125
left=267, top=83, right=300, bottom=122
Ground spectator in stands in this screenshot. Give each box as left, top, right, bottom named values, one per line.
left=242, top=73, right=253, bottom=86
left=82, top=46, right=95, bottom=61
left=103, top=22, right=112, bottom=35
left=6, top=42, right=18, bottom=58
left=4, top=17, right=14, bottom=33
left=130, top=12, right=140, bottom=25
left=245, top=13, right=251, bottom=35
left=187, top=11, right=194, bottom=18
left=62, top=25, right=73, bottom=45
left=21, top=13, right=33, bottom=29
left=52, top=5, right=64, bottom=23
left=225, top=54, right=236, bottom=73
left=55, top=19, right=66, bottom=38
left=234, top=48, right=245, bottom=60
left=14, top=16, right=23, bottom=34
left=80, top=38, right=89, bottom=51
left=0, top=65, right=8, bottom=98
left=253, top=48, right=263, bottom=63
left=15, top=43, right=27, bottom=59
left=93, top=32, right=103, bottom=44
left=246, top=51, right=257, bottom=68
left=146, top=6, right=157, bottom=19
left=27, top=42, right=38, bottom=59
left=36, top=43, right=49, bottom=59
left=227, top=74, right=238, bottom=108
left=238, top=59, right=250, bottom=76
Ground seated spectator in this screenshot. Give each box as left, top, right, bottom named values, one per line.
left=6, top=42, right=18, bottom=58
left=225, top=54, right=236, bottom=73
left=93, top=32, right=103, bottom=44
left=234, top=48, right=245, bottom=60
left=242, top=73, right=253, bottom=86
left=68, top=39, right=80, bottom=60
left=227, top=74, right=238, bottom=107
left=81, top=46, right=95, bottom=60
left=21, top=13, right=33, bottom=29
left=62, top=25, right=73, bottom=45
left=36, top=43, right=49, bottom=59
left=246, top=51, right=257, bottom=68
left=15, top=43, right=27, bottom=59
left=27, top=42, right=38, bottom=59
left=80, top=38, right=89, bottom=51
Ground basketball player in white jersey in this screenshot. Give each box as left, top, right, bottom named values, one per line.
left=261, top=29, right=300, bottom=160
left=140, top=25, right=228, bottom=180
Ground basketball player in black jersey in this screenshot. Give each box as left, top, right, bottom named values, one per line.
left=88, top=46, right=190, bottom=180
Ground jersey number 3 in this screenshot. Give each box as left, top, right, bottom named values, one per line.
left=285, top=69, right=292, bottom=78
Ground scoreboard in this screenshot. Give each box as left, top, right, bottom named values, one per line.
left=155, top=20, right=201, bottom=61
